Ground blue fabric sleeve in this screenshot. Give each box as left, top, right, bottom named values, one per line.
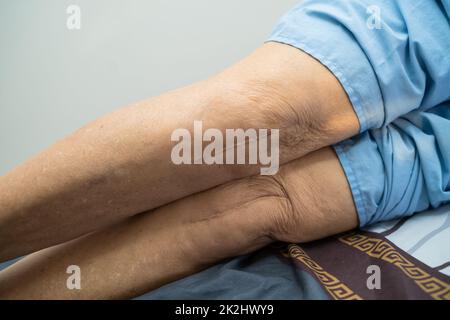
left=267, top=0, right=450, bottom=132
left=335, top=102, right=450, bottom=226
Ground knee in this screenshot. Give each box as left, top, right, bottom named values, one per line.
left=204, top=73, right=327, bottom=154
left=265, top=148, right=358, bottom=243
left=228, top=174, right=296, bottom=240
left=232, top=172, right=318, bottom=244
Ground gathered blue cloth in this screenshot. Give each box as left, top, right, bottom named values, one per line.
left=268, top=0, right=450, bottom=226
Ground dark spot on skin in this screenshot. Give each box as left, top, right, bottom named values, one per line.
left=85, top=175, right=108, bottom=190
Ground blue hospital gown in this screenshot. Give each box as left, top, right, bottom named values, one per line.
left=268, top=0, right=450, bottom=226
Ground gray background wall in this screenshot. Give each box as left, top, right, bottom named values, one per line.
left=0, top=0, right=298, bottom=175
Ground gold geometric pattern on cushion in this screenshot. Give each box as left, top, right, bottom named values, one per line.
left=338, top=232, right=450, bottom=300
left=288, top=244, right=362, bottom=300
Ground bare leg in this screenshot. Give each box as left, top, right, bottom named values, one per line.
left=0, top=42, right=359, bottom=261
left=0, top=147, right=357, bottom=299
